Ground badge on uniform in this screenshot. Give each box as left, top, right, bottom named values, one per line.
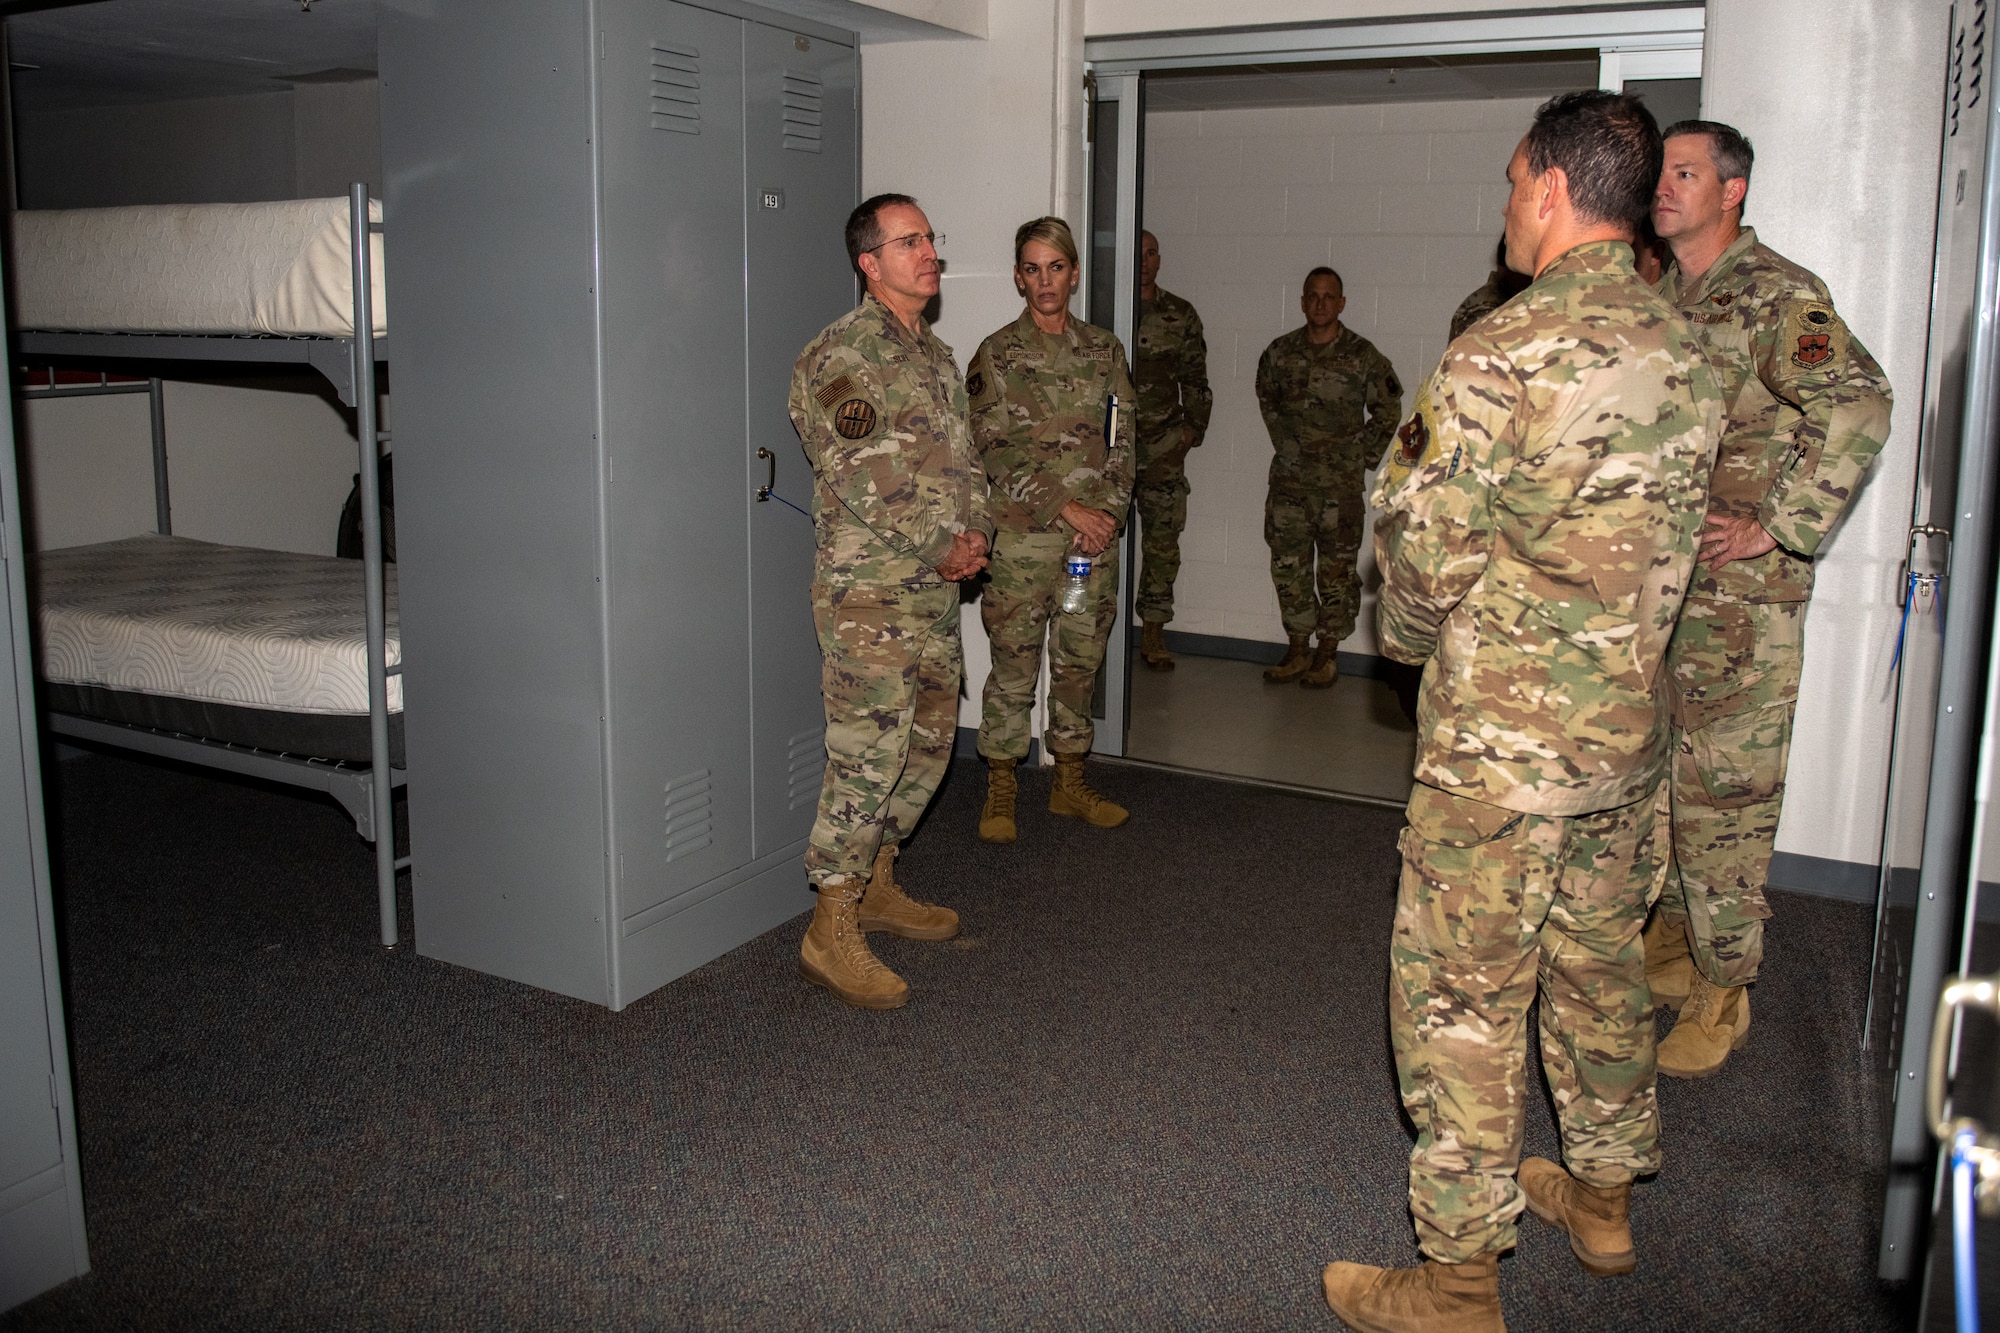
left=1396, top=412, right=1430, bottom=465
left=834, top=399, right=878, bottom=439
left=1789, top=302, right=1843, bottom=370
left=966, top=371, right=985, bottom=398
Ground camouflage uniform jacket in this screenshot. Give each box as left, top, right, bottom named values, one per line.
left=1662, top=226, right=1893, bottom=604
left=1449, top=273, right=1522, bottom=342
left=789, top=293, right=993, bottom=588
left=1255, top=325, right=1402, bottom=476
left=1133, top=288, right=1214, bottom=469
left=967, top=310, right=1137, bottom=533
left=1372, top=241, right=1723, bottom=816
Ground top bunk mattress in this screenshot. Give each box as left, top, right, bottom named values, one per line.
left=10, top=197, right=387, bottom=339
left=31, top=534, right=401, bottom=716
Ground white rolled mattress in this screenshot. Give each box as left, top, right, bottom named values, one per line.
left=10, top=197, right=388, bottom=338
left=33, top=534, right=401, bottom=716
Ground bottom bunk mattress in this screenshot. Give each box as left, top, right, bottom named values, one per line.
left=30, top=534, right=403, bottom=766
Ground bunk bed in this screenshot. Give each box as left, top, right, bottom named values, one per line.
left=10, top=186, right=404, bottom=946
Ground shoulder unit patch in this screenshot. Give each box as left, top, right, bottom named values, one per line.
left=834, top=398, right=878, bottom=439
left=1788, top=301, right=1843, bottom=370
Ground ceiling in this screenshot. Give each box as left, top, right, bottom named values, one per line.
left=3, top=0, right=968, bottom=112
left=7, top=0, right=377, bottom=110
left=1145, top=51, right=1604, bottom=112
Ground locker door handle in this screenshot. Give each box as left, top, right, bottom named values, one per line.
left=756, top=447, right=775, bottom=501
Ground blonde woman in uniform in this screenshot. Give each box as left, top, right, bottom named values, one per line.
left=965, top=217, right=1137, bottom=844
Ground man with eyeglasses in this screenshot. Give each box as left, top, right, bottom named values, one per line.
left=788, top=193, right=992, bottom=1010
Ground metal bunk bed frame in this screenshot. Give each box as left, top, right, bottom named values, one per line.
left=14, top=185, right=405, bottom=947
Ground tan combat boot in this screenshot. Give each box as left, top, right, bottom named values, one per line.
left=1264, top=635, right=1311, bottom=683
left=857, top=843, right=959, bottom=941
left=1321, top=1252, right=1505, bottom=1333
left=798, top=882, right=909, bottom=1009
left=1657, top=973, right=1750, bottom=1078
left=1299, top=634, right=1341, bottom=689
left=1140, top=621, right=1176, bottom=671
left=978, top=757, right=1018, bottom=844
left=1519, top=1157, right=1634, bottom=1276
left=1642, top=911, right=1693, bottom=1011
left=1048, top=753, right=1129, bottom=827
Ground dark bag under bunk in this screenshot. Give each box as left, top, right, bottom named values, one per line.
left=336, top=454, right=397, bottom=562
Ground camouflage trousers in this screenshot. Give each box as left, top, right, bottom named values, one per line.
left=1392, top=780, right=1664, bottom=1263
left=1134, top=457, right=1190, bottom=625
left=1264, top=464, right=1365, bottom=641
left=978, top=528, right=1119, bottom=761
left=804, top=580, right=961, bottom=887
left=1653, top=597, right=1803, bottom=989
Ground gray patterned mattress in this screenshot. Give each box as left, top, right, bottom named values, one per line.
left=31, top=534, right=402, bottom=764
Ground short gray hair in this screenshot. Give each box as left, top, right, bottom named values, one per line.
left=1664, top=119, right=1754, bottom=206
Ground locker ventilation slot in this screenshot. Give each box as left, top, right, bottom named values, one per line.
left=1953, top=1, right=1987, bottom=137
left=663, top=769, right=714, bottom=862
left=781, top=71, right=823, bottom=154
left=786, top=728, right=826, bottom=811
left=650, top=42, right=701, bottom=135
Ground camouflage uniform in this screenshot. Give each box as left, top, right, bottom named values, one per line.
left=1449, top=273, right=1523, bottom=342
left=791, top=294, right=992, bottom=887
left=1132, top=289, right=1213, bottom=624
left=968, top=311, right=1136, bottom=760
left=1255, top=326, right=1401, bottom=643
left=1656, top=227, right=1892, bottom=988
left=1373, top=240, right=1721, bottom=1262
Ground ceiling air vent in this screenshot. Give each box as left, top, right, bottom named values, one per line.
left=650, top=41, right=700, bottom=134
left=781, top=71, right=823, bottom=153
left=663, top=769, right=714, bottom=862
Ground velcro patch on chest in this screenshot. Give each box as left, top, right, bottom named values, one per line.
left=1077, top=345, right=1113, bottom=362
left=1788, top=301, right=1845, bottom=371
left=815, top=374, right=855, bottom=412
left=834, top=399, right=878, bottom=439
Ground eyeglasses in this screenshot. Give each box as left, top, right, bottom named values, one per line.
left=863, top=231, right=944, bottom=255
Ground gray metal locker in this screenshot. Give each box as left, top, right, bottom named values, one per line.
left=379, top=0, right=856, bottom=1008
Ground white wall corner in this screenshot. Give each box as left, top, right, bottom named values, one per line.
left=852, top=0, right=988, bottom=38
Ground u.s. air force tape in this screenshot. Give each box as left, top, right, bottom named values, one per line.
left=834, top=399, right=878, bottom=439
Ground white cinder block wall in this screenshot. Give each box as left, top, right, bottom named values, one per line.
left=1143, top=97, right=1544, bottom=654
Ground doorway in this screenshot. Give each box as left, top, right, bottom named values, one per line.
left=1089, top=32, right=1701, bottom=804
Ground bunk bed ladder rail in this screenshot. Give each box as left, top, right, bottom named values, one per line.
left=350, top=182, right=399, bottom=948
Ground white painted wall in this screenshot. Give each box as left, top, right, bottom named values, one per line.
left=859, top=0, right=1086, bottom=732
left=18, top=379, right=364, bottom=556
left=1143, top=96, right=1541, bottom=651
left=1703, top=0, right=1947, bottom=867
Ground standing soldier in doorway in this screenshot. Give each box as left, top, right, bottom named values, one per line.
left=1255, top=267, right=1402, bottom=689
left=1322, top=92, right=1720, bottom=1329
left=790, top=193, right=992, bottom=1010
left=1645, top=121, right=1892, bottom=1077
left=969, top=217, right=1136, bottom=843
left=1132, top=229, right=1213, bottom=671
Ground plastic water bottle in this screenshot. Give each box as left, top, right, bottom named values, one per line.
left=1059, top=548, right=1092, bottom=614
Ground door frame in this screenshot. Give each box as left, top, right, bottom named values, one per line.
left=1081, top=6, right=1705, bottom=758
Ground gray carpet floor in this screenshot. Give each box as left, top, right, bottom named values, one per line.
left=4, top=751, right=1914, bottom=1330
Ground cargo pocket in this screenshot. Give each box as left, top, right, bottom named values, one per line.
left=1683, top=698, right=1794, bottom=808
left=1399, top=783, right=1523, bottom=857
left=1397, top=785, right=1528, bottom=958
